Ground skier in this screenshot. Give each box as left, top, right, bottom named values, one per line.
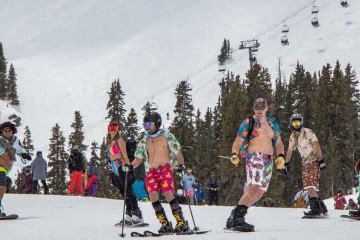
left=132, top=112, right=190, bottom=234
left=106, top=122, right=144, bottom=225
left=85, top=159, right=100, bottom=197
left=193, top=180, right=206, bottom=205
left=181, top=168, right=195, bottom=205
left=68, top=146, right=85, bottom=196
left=31, top=151, right=49, bottom=194
left=285, top=113, right=328, bottom=217
left=226, top=98, right=285, bottom=232
left=23, top=166, right=33, bottom=193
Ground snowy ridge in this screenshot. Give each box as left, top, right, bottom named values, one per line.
left=0, top=0, right=359, bottom=162
left=1, top=193, right=359, bottom=240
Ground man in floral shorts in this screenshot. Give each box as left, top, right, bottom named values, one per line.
left=226, top=98, right=285, bottom=232
left=132, top=112, right=189, bottom=234
left=286, top=113, right=328, bottom=217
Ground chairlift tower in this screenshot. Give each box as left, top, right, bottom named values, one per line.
left=239, top=39, right=260, bottom=69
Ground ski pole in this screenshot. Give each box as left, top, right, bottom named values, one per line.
left=181, top=172, right=199, bottom=232
left=119, top=166, right=129, bottom=238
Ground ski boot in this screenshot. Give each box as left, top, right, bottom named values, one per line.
left=226, top=205, right=254, bottom=232
left=173, top=213, right=190, bottom=233
left=131, top=209, right=144, bottom=225
left=319, top=199, right=328, bottom=216
left=0, top=202, right=6, bottom=218
left=116, top=212, right=133, bottom=226
left=156, top=212, right=174, bottom=234
left=303, top=197, right=322, bottom=217
left=349, top=209, right=360, bottom=217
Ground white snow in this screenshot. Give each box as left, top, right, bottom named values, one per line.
left=0, top=193, right=358, bottom=240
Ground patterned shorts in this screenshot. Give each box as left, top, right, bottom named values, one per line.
left=302, top=159, right=320, bottom=190
left=245, top=152, right=273, bottom=191
left=185, top=190, right=194, bottom=197
left=145, top=163, right=175, bottom=194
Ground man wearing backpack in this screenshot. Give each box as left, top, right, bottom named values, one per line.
left=68, top=146, right=85, bottom=196
left=285, top=113, right=328, bottom=218
left=132, top=112, right=190, bottom=234
left=225, top=98, right=285, bottom=232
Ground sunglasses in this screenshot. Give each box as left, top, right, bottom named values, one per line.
left=143, top=122, right=155, bottom=128
left=292, top=120, right=302, bottom=127
left=108, top=124, right=119, bottom=132
left=254, top=104, right=266, bottom=111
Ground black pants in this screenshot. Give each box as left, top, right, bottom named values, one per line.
left=32, top=180, right=49, bottom=194
left=113, top=167, right=139, bottom=215
left=209, top=191, right=219, bottom=205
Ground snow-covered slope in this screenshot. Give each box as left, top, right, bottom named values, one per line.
left=0, top=0, right=359, bottom=157
left=1, top=193, right=359, bottom=240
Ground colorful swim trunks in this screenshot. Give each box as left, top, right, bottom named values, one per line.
left=245, top=152, right=273, bottom=191
left=145, top=163, right=175, bottom=194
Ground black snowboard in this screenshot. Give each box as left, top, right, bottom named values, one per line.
left=341, top=215, right=360, bottom=220
left=302, top=214, right=328, bottom=219
left=224, top=226, right=255, bottom=232
left=0, top=214, right=19, bottom=220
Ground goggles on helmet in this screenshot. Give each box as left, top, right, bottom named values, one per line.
left=291, top=120, right=302, bottom=127
left=143, top=122, right=155, bottom=128
left=254, top=104, right=266, bottom=111
left=108, top=123, right=119, bottom=132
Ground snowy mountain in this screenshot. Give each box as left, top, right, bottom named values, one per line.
left=0, top=0, right=359, bottom=161
left=1, top=193, right=359, bottom=240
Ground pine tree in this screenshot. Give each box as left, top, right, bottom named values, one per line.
left=0, top=43, right=7, bottom=100
left=68, top=111, right=86, bottom=151
left=22, top=126, right=35, bottom=155
left=106, top=79, right=126, bottom=129
left=7, top=64, right=19, bottom=105
left=170, top=80, right=194, bottom=162
left=14, top=170, right=25, bottom=193
left=47, top=124, right=68, bottom=195
left=90, top=141, right=99, bottom=162
left=124, top=108, right=140, bottom=142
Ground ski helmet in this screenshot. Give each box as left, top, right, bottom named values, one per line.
left=290, top=113, right=304, bottom=128
left=36, top=151, right=42, bottom=156
left=143, top=112, right=162, bottom=129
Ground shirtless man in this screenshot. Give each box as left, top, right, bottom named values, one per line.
left=225, top=98, right=285, bottom=232
left=132, top=112, right=189, bottom=233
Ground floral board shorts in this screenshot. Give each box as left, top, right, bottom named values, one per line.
left=145, top=163, right=175, bottom=194
left=245, top=152, right=273, bottom=191
left=302, top=159, right=320, bottom=191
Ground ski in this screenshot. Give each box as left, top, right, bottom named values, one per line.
left=340, top=215, right=360, bottom=220
left=115, top=222, right=149, bottom=228
left=0, top=214, right=19, bottom=220
left=224, top=226, right=255, bottom=232
left=130, top=230, right=211, bottom=237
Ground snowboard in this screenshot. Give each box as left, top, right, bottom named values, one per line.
left=340, top=215, right=360, bottom=220
left=130, top=230, right=211, bottom=237
left=115, top=222, right=149, bottom=228
left=0, top=214, right=19, bottom=220
left=302, top=214, right=328, bottom=219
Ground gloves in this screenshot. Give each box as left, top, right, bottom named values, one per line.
left=231, top=153, right=240, bottom=165
left=122, top=163, right=133, bottom=172
left=278, top=162, right=290, bottom=176
left=21, top=153, right=32, bottom=161
left=176, top=164, right=186, bottom=174
left=274, top=154, right=285, bottom=169
left=317, top=159, right=326, bottom=170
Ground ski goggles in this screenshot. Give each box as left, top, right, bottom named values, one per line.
left=292, top=120, right=302, bottom=127
left=254, top=104, right=266, bottom=111
left=108, top=123, right=119, bottom=132
left=143, top=122, right=154, bottom=128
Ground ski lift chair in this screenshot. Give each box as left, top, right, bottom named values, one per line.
left=311, top=17, right=320, bottom=27
left=340, top=0, right=349, bottom=8
left=282, top=24, right=290, bottom=33
left=311, top=5, right=319, bottom=14
left=251, top=47, right=258, bottom=53
left=218, top=64, right=226, bottom=72
left=281, top=36, right=289, bottom=46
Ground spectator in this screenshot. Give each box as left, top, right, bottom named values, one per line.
left=23, top=166, right=33, bottom=193
left=345, top=198, right=359, bottom=210
left=68, top=146, right=85, bottom=196
left=31, top=151, right=49, bottom=194
left=181, top=168, right=195, bottom=205
left=294, top=189, right=309, bottom=208
left=334, top=189, right=347, bottom=210
left=205, top=171, right=220, bottom=205
left=193, top=180, right=206, bottom=205
left=85, top=159, right=100, bottom=197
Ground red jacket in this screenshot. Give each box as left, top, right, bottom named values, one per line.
left=334, top=194, right=347, bottom=210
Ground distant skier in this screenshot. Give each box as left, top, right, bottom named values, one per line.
left=181, top=168, right=195, bottom=205
left=226, top=98, right=285, bottom=232
left=85, top=159, right=100, bottom=197
left=285, top=114, right=328, bottom=217
left=68, top=146, right=85, bottom=196
left=31, top=151, right=49, bottom=194
left=205, top=171, right=220, bottom=205
left=334, top=189, right=347, bottom=210
left=132, top=112, right=190, bottom=233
